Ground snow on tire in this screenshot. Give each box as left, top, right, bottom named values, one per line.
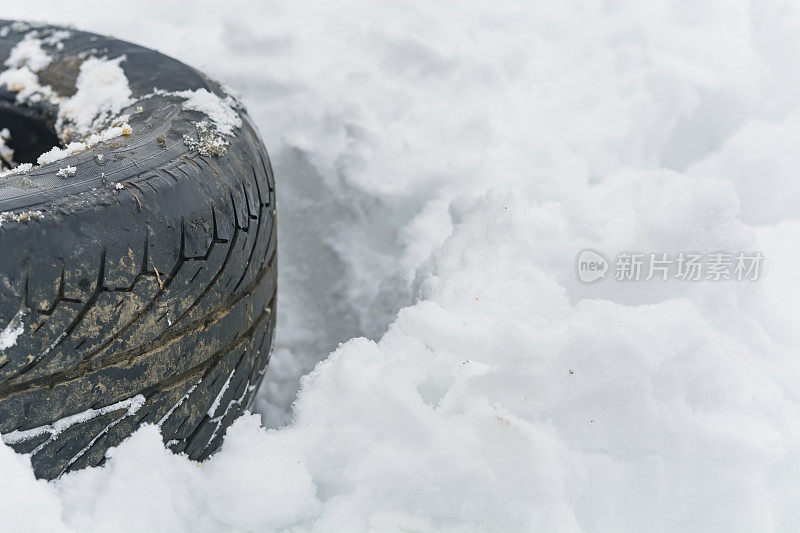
left=0, top=20, right=276, bottom=479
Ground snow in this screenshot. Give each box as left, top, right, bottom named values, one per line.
left=0, top=162, right=32, bottom=179
left=177, top=88, right=241, bottom=136
left=0, top=30, right=135, bottom=170
left=0, top=127, right=14, bottom=167
left=177, top=89, right=242, bottom=155
left=181, top=120, right=231, bottom=156
left=208, top=370, right=235, bottom=417
left=0, top=209, right=43, bottom=226
left=0, top=61, right=55, bottom=103
left=56, top=55, right=133, bottom=139
left=0, top=26, right=72, bottom=104
left=0, top=1, right=799, bottom=531
left=41, top=29, right=70, bottom=49
left=0, top=443, right=70, bottom=533
left=2, top=395, right=145, bottom=448
left=158, top=381, right=200, bottom=427
left=0, top=308, right=25, bottom=350
left=4, top=33, right=51, bottom=71
left=37, top=123, right=132, bottom=165
left=55, top=165, right=75, bottom=178
left=147, top=88, right=242, bottom=155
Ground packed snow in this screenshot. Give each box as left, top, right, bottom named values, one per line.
left=55, top=55, right=133, bottom=139
left=1, top=1, right=800, bottom=531
left=4, top=32, right=50, bottom=72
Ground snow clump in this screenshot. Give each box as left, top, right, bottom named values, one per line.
left=55, top=165, right=76, bottom=178
left=56, top=55, right=133, bottom=141
left=147, top=87, right=242, bottom=155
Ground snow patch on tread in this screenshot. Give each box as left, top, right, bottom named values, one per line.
left=37, top=121, right=132, bottom=165
left=1, top=394, right=145, bottom=447
left=0, top=162, right=32, bottom=179
left=179, top=88, right=241, bottom=136
left=182, top=121, right=230, bottom=157
left=158, top=380, right=202, bottom=427
left=0, top=308, right=25, bottom=350
left=55, top=165, right=76, bottom=178
left=148, top=87, right=242, bottom=156
left=0, top=128, right=15, bottom=167
left=207, top=368, right=235, bottom=417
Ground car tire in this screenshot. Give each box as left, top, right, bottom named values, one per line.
left=0, top=20, right=277, bottom=479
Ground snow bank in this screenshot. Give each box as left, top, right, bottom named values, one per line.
left=0, top=443, right=70, bottom=532
left=1, top=1, right=800, bottom=531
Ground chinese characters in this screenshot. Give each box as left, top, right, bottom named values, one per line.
left=612, top=252, right=763, bottom=281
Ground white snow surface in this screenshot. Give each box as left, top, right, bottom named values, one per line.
left=1, top=1, right=800, bottom=531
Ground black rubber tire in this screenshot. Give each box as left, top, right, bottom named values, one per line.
left=0, top=21, right=276, bottom=479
